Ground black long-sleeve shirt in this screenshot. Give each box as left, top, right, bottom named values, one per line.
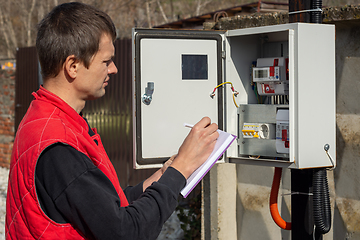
left=35, top=126, right=186, bottom=240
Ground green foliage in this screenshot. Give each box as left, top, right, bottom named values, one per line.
left=176, top=193, right=202, bottom=240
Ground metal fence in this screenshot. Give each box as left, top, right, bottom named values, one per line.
left=15, top=47, right=39, bottom=133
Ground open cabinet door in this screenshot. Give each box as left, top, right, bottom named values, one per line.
left=133, top=29, right=224, bottom=169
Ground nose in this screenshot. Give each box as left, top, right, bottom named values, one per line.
left=108, top=61, right=118, bottom=75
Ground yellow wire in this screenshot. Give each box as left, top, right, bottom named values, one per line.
left=213, top=81, right=239, bottom=108
left=215, top=82, right=233, bottom=89
left=232, top=93, right=239, bottom=108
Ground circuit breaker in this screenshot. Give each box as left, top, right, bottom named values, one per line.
left=132, top=23, right=336, bottom=169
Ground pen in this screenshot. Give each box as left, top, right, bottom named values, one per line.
left=184, top=123, right=194, bottom=128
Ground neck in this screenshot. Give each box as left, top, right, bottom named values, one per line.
left=43, top=77, right=85, bottom=114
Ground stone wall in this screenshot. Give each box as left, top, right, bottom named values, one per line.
left=0, top=70, right=15, bottom=168
left=203, top=5, right=360, bottom=31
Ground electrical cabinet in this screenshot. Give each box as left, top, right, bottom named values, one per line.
left=132, top=23, right=336, bottom=170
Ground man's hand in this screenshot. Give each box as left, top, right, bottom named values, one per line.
left=170, top=117, right=219, bottom=179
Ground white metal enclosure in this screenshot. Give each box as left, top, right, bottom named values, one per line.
left=132, top=23, right=336, bottom=170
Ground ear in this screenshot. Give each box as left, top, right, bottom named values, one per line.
left=64, top=55, right=80, bottom=79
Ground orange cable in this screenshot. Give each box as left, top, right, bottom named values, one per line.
left=270, top=167, right=292, bottom=230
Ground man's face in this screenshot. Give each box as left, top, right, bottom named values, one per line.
left=74, top=34, right=117, bottom=100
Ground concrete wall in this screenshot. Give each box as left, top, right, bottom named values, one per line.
left=202, top=5, right=360, bottom=240
left=0, top=70, right=15, bottom=168
left=332, top=19, right=360, bottom=240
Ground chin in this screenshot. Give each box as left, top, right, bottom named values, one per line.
left=87, top=90, right=106, bottom=100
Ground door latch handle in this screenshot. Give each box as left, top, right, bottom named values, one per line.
left=142, top=82, right=154, bottom=105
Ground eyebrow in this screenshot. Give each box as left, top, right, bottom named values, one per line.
left=104, top=55, right=114, bottom=61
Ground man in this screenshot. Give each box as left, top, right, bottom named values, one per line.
left=6, top=2, right=218, bottom=240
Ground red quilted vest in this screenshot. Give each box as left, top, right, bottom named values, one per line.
left=6, top=86, right=129, bottom=239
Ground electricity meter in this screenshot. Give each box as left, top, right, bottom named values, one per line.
left=253, top=57, right=289, bottom=95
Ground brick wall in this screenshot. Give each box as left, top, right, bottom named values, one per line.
left=0, top=69, right=15, bottom=168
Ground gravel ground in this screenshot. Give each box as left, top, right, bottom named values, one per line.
left=0, top=167, right=182, bottom=240
left=0, top=167, right=8, bottom=240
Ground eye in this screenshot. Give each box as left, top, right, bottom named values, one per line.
left=104, top=58, right=114, bottom=66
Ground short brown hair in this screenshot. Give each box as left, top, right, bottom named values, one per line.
left=36, top=2, right=117, bottom=80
